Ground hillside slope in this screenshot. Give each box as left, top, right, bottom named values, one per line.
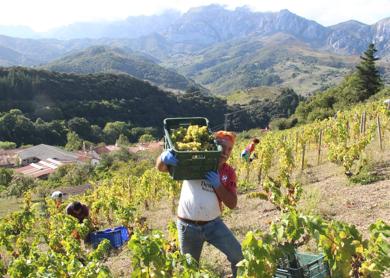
left=163, top=33, right=358, bottom=95
left=0, top=67, right=225, bottom=128
left=42, top=46, right=204, bottom=92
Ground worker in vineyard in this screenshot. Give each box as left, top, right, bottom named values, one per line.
left=51, top=190, right=64, bottom=208
left=240, top=138, right=260, bottom=162
left=156, top=130, right=243, bottom=278
left=66, top=201, right=90, bottom=223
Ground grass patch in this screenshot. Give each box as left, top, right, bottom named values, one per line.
left=237, top=180, right=257, bottom=193
left=0, top=197, right=22, bottom=217
left=349, top=163, right=385, bottom=185
left=297, top=186, right=322, bottom=215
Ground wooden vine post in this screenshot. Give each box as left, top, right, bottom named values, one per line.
left=317, top=129, right=322, bottom=165
left=301, top=143, right=306, bottom=171
left=257, top=153, right=263, bottom=184
left=377, top=115, right=383, bottom=150
left=360, top=111, right=366, bottom=134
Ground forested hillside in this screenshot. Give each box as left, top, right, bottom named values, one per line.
left=0, top=67, right=222, bottom=126
left=43, top=46, right=204, bottom=92
left=0, top=67, right=299, bottom=146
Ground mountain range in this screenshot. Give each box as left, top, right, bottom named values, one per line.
left=0, top=5, right=389, bottom=95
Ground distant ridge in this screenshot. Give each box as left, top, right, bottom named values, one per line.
left=0, top=5, right=389, bottom=94
left=42, top=45, right=206, bottom=93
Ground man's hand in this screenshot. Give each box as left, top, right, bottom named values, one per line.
left=205, top=171, right=221, bottom=189
left=160, top=149, right=178, bottom=166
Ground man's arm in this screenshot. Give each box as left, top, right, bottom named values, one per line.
left=214, top=186, right=237, bottom=209
left=155, top=154, right=169, bottom=172
left=156, top=149, right=178, bottom=172
left=205, top=171, right=238, bottom=209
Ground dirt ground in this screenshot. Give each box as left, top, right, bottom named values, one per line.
left=2, top=145, right=388, bottom=277
left=105, top=146, right=390, bottom=277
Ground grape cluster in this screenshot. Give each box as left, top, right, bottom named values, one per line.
left=170, top=125, right=217, bottom=151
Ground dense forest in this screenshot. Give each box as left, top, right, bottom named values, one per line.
left=0, top=67, right=299, bottom=146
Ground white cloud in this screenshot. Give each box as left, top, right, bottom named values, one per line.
left=0, top=0, right=389, bottom=31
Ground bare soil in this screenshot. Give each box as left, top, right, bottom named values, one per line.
left=109, top=147, right=390, bottom=277
left=2, top=146, right=388, bottom=277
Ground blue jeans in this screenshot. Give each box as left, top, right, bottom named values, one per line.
left=177, top=217, right=243, bottom=277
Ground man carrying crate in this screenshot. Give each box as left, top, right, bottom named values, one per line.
left=156, top=130, right=243, bottom=278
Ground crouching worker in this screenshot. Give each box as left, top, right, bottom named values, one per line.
left=66, top=201, right=93, bottom=241
left=66, top=201, right=90, bottom=223
left=240, top=138, right=260, bottom=162
left=51, top=191, right=64, bottom=208
left=156, top=130, right=244, bottom=278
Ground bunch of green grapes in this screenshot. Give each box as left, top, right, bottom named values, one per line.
left=170, top=125, right=216, bottom=151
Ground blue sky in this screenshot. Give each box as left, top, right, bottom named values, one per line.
left=1, top=0, right=390, bottom=32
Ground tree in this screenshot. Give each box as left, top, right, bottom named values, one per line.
left=65, top=131, right=83, bottom=151
left=0, top=168, right=13, bottom=186
left=90, top=125, right=103, bottom=143
left=0, top=109, right=36, bottom=145
left=6, top=174, right=36, bottom=197
left=34, top=119, right=67, bottom=146
left=103, top=121, right=131, bottom=144
left=355, top=43, right=383, bottom=99
left=138, top=134, right=155, bottom=143
left=67, top=117, right=93, bottom=141
left=116, top=134, right=129, bottom=147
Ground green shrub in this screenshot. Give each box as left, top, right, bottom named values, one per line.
left=269, top=117, right=297, bottom=130
left=0, top=141, right=16, bottom=149
left=349, top=165, right=384, bottom=185
left=138, top=134, right=155, bottom=143
left=5, top=175, right=37, bottom=197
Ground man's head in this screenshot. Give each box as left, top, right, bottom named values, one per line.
left=73, top=201, right=83, bottom=214
left=51, top=191, right=63, bottom=200
left=214, top=131, right=236, bottom=167
left=253, top=138, right=260, bottom=144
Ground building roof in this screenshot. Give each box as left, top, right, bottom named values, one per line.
left=17, top=144, right=78, bottom=161
left=14, top=159, right=67, bottom=178
left=0, top=149, right=19, bottom=166
left=93, top=145, right=111, bottom=155
left=128, top=141, right=163, bottom=153
left=93, top=145, right=120, bottom=155
left=75, top=151, right=93, bottom=162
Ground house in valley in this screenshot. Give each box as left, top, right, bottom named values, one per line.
left=17, top=144, right=78, bottom=166
left=14, top=144, right=80, bottom=179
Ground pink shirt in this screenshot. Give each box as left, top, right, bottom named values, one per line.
left=245, top=142, right=256, bottom=154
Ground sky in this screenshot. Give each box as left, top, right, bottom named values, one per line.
left=1, top=0, right=390, bottom=32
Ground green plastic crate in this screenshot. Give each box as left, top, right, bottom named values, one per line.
left=275, top=252, right=330, bottom=278
left=163, top=117, right=222, bottom=180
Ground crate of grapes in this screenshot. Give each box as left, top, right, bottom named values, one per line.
left=274, top=252, right=330, bottom=278
left=163, top=117, right=222, bottom=180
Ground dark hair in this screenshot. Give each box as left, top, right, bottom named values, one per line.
left=253, top=138, right=260, bottom=144
left=73, top=201, right=82, bottom=211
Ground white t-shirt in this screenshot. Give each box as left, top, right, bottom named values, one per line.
left=177, top=179, right=221, bottom=221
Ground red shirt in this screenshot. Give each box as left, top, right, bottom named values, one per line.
left=218, top=163, right=237, bottom=195
left=245, top=142, right=256, bottom=154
